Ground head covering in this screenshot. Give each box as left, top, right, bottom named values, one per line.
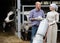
left=50, top=3, right=58, bottom=11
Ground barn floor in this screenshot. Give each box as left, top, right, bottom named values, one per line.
left=0, top=32, right=20, bottom=43
left=0, top=32, right=30, bottom=43
left=0, top=32, right=60, bottom=43
left=20, top=39, right=30, bottom=43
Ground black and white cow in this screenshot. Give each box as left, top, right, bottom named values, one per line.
left=0, top=0, right=16, bottom=33
left=5, top=11, right=14, bottom=23
left=3, top=11, right=15, bottom=32
left=21, top=15, right=32, bottom=40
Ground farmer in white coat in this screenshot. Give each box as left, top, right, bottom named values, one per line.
left=46, top=3, right=59, bottom=43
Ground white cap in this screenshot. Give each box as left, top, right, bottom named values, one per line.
left=50, top=3, right=58, bottom=11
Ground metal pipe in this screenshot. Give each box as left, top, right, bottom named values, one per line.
left=17, top=0, right=21, bottom=39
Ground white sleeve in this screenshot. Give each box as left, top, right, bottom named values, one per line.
left=55, top=13, right=59, bottom=22
left=49, top=13, right=59, bottom=25
left=46, top=12, right=49, bottom=19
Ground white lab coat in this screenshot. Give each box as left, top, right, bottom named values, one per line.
left=46, top=11, right=59, bottom=43
left=33, top=19, right=48, bottom=43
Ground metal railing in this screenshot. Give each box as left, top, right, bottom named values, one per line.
left=22, top=5, right=60, bottom=32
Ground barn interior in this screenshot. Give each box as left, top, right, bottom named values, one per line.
left=0, top=0, right=16, bottom=32
left=0, top=0, right=60, bottom=43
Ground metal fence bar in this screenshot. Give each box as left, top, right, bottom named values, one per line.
left=57, top=30, right=60, bottom=31
left=22, top=6, right=24, bottom=24
left=22, top=5, right=60, bottom=32
left=17, top=0, right=21, bottom=39
left=22, top=5, right=60, bottom=7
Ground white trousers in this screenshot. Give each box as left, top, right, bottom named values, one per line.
left=47, top=23, right=57, bottom=43
left=33, top=35, right=43, bottom=43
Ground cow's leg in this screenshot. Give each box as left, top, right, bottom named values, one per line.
left=0, top=22, right=3, bottom=32
left=4, top=23, right=11, bottom=32
left=3, top=22, right=6, bottom=29
left=3, top=22, right=6, bottom=32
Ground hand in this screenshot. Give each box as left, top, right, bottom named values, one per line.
left=31, top=18, right=42, bottom=20
left=48, top=21, right=56, bottom=26
left=48, top=23, right=54, bottom=26
left=31, top=18, right=37, bottom=21
left=43, top=38, right=47, bottom=43
left=37, top=16, right=43, bottom=19
left=35, top=16, right=43, bottom=20
left=43, top=40, right=46, bottom=43
left=34, top=18, right=41, bottom=20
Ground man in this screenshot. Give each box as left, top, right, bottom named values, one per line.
left=29, top=1, right=45, bottom=43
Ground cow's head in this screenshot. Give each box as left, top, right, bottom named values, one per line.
left=5, top=11, right=14, bottom=23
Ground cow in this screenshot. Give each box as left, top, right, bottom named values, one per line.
left=21, top=21, right=32, bottom=40
left=21, top=15, right=32, bottom=40
left=3, top=10, right=15, bottom=33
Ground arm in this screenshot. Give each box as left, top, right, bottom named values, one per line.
left=43, top=24, right=49, bottom=43
left=29, top=10, right=43, bottom=21
left=55, top=13, right=59, bottom=22
left=29, top=10, right=36, bottom=21
left=34, top=10, right=45, bottom=20
left=39, top=10, right=45, bottom=20
left=49, top=13, right=59, bottom=25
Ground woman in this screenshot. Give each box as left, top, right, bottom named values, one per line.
left=46, top=3, right=59, bottom=43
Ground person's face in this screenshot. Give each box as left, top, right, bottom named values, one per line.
left=35, top=2, right=41, bottom=10
left=49, top=6, right=55, bottom=11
